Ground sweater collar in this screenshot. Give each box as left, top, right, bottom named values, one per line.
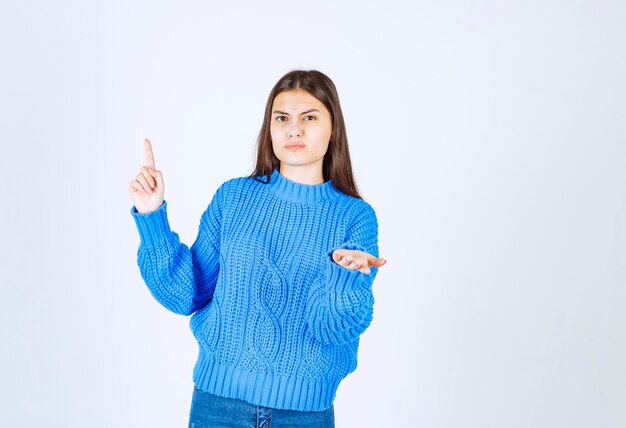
left=265, top=167, right=342, bottom=204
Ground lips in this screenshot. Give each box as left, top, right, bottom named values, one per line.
left=286, top=143, right=305, bottom=149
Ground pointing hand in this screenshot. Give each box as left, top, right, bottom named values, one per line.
left=128, top=138, right=165, bottom=214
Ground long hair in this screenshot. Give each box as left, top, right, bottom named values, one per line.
left=249, top=69, right=362, bottom=199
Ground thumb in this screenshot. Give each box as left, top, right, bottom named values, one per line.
left=148, top=167, right=164, bottom=187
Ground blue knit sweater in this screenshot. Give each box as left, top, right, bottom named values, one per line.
left=130, top=167, right=380, bottom=411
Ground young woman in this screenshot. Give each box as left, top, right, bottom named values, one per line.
left=129, top=69, right=387, bottom=427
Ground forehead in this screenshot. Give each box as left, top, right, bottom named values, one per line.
left=272, top=89, right=328, bottom=113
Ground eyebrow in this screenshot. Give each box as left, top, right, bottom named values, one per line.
left=272, top=108, right=321, bottom=115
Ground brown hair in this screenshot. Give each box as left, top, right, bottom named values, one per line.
left=249, top=69, right=362, bottom=199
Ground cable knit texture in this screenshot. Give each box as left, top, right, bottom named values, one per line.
left=130, top=167, right=380, bottom=411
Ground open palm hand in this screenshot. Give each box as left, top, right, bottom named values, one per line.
left=332, top=249, right=387, bottom=275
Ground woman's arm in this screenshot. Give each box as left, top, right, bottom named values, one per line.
left=306, top=203, right=383, bottom=345
left=130, top=184, right=224, bottom=315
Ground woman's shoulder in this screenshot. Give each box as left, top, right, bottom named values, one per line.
left=209, top=172, right=268, bottom=204
left=335, top=190, right=377, bottom=213
left=217, top=172, right=263, bottom=191
left=331, top=193, right=379, bottom=231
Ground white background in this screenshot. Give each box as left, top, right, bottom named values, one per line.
left=1, top=1, right=625, bottom=427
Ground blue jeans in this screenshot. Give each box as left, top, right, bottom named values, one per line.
left=188, top=384, right=335, bottom=427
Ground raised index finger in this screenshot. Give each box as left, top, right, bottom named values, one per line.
left=144, top=138, right=156, bottom=169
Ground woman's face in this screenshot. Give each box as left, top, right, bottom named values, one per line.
left=270, top=89, right=333, bottom=174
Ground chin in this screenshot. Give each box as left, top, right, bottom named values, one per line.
left=277, top=153, right=310, bottom=164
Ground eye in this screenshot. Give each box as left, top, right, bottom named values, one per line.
left=274, top=115, right=287, bottom=122
left=304, top=115, right=317, bottom=121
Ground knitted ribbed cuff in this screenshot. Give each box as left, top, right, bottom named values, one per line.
left=325, top=254, right=376, bottom=294
left=130, top=200, right=171, bottom=245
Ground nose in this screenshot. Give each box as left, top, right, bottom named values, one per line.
left=288, top=123, right=302, bottom=138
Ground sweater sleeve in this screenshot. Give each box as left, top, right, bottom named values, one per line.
left=306, top=203, right=380, bottom=345
left=130, top=184, right=224, bottom=316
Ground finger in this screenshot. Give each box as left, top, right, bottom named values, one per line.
left=129, top=180, right=144, bottom=193
left=340, top=258, right=354, bottom=269
left=135, top=173, right=153, bottom=193
left=135, top=176, right=151, bottom=193
left=332, top=250, right=347, bottom=263
left=349, top=259, right=370, bottom=274
left=347, top=259, right=362, bottom=270
left=367, top=254, right=387, bottom=267
left=131, top=180, right=148, bottom=194
left=145, top=138, right=156, bottom=170
left=370, top=258, right=387, bottom=267
left=140, top=166, right=157, bottom=188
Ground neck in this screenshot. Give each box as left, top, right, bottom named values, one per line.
left=279, top=163, right=324, bottom=185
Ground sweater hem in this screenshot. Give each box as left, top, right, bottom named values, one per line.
left=192, top=349, right=339, bottom=412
